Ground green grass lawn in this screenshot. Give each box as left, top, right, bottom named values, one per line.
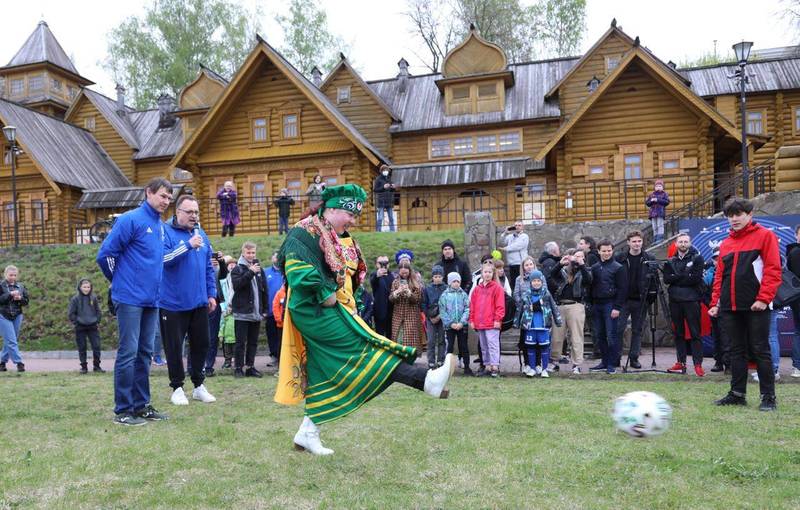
left=1, top=372, right=798, bottom=509
left=0, top=229, right=460, bottom=350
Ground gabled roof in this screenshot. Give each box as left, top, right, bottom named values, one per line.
left=544, top=21, right=688, bottom=99
left=320, top=56, right=399, bottom=121
left=66, top=88, right=141, bottom=149
left=0, top=99, right=130, bottom=192
left=2, top=21, right=92, bottom=85
left=683, top=57, right=800, bottom=96
left=535, top=47, right=747, bottom=161
left=171, top=35, right=390, bottom=169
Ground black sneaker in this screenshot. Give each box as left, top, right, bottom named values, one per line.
left=559, top=356, right=570, bottom=364
left=710, top=363, right=724, bottom=373
left=714, top=392, right=747, bottom=406
left=16, top=363, right=25, bottom=372
left=245, top=367, right=263, bottom=378
left=93, top=365, right=106, bottom=373
left=221, top=360, right=232, bottom=369
left=589, top=363, right=608, bottom=372
left=114, top=413, right=147, bottom=426
left=206, top=367, right=215, bottom=377
left=234, top=368, right=245, bottom=378
left=136, top=405, right=168, bottom=421
left=629, top=359, right=642, bottom=369
left=79, top=365, right=88, bottom=374
left=463, top=367, right=475, bottom=376
left=0, top=362, right=6, bottom=372
left=759, top=394, right=777, bottom=412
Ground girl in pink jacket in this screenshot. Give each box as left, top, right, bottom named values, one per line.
left=469, top=261, right=506, bottom=377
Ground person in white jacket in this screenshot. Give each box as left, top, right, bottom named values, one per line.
left=499, top=221, right=529, bottom=292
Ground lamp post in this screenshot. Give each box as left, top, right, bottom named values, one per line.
left=733, top=41, right=753, bottom=198
left=2, top=125, right=19, bottom=247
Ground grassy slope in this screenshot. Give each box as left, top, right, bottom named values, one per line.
left=0, top=373, right=798, bottom=509
left=0, top=229, right=461, bottom=350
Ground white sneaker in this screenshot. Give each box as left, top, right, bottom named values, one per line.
left=170, top=387, right=189, bottom=406
left=751, top=371, right=759, bottom=382
left=424, top=353, right=455, bottom=399
left=792, top=368, right=800, bottom=378
left=192, top=384, right=217, bottom=403
left=572, top=365, right=581, bottom=375
left=540, top=368, right=549, bottom=378
left=534, top=365, right=543, bottom=375
left=293, top=416, right=333, bottom=456
left=524, top=366, right=535, bottom=378
left=774, top=371, right=781, bottom=381
left=457, top=359, right=463, bottom=369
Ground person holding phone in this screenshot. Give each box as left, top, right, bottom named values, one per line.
left=370, top=255, right=395, bottom=338
left=498, top=221, right=529, bottom=292
left=390, top=260, right=424, bottom=349
left=230, top=241, right=267, bottom=378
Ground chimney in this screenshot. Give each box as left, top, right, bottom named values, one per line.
left=311, top=66, right=322, bottom=87
left=397, top=58, right=410, bottom=94
left=115, top=83, right=126, bottom=116
left=157, top=93, right=177, bottom=129
left=667, top=60, right=677, bottom=69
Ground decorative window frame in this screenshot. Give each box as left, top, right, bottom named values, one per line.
left=444, top=79, right=504, bottom=115
left=615, top=143, right=652, bottom=181
left=792, top=104, right=800, bottom=138
left=248, top=111, right=270, bottom=147
left=248, top=174, right=268, bottom=207
left=28, top=74, right=44, bottom=92
left=21, top=192, right=48, bottom=223
left=336, top=86, right=351, bottom=104
left=84, top=116, right=96, bottom=131
left=318, top=166, right=342, bottom=188
left=283, top=169, right=305, bottom=199
left=427, top=128, right=523, bottom=160
left=582, top=156, right=609, bottom=180
left=276, top=104, right=302, bottom=145
left=605, top=54, right=623, bottom=74
left=658, top=150, right=684, bottom=176
left=10, top=78, right=24, bottom=96
left=745, top=108, right=767, bottom=135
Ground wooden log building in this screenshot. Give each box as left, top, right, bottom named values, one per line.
left=2, top=19, right=800, bottom=243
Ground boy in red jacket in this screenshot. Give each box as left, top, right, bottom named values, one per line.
left=709, top=198, right=781, bottom=411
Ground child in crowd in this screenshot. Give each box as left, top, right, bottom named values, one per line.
left=469, top=261, right=506, bottom=377
left=355, top=286, right=374, bottom=328
left=516, top=270, right=562, bottom=378
left=439, top=272, right=471, bottom=375
left=493, top=259, right=513, bottom=296
left=220, top=256, right=237, bottom=369
left=422, top=265, right=448, bottom=368
left=67, top=278, right=104, bottom=374
left=390, top=259, right=425, bottom=349
left=646, top=180, right=671, bottom=243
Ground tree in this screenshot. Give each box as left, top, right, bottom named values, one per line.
left=452, top=0, right=538, bottom=64
left=275, top=0, right=350, bottom=76
left=534, top=0, right=586, bottom=58
left=105, top=0, right=259, bottom=109
left=405, top=0, right=459, bottom=73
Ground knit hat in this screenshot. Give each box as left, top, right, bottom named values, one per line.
left=395, top=249, right=414, bottom=264
left=432, top=265, right=444, bottom=276
left=529, top=270, right=545, bottom=282
left=319, top=184, right=367, bottom=216
left=441, top=239, right=455, bottom=251
left=447, top=272, right=461, bottom=285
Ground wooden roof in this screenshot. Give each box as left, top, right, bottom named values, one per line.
left=320, top=56, right=399, bottom=121
left=683, top=57, right=800, bottom=96
left=76, top=184, right=185, bottom=209
left=0, top=98, right=130, bottom=192
left=171, top=35, right=390, bottom=169
left=390, top=156, right=540, bottom=187
left=535, top=47, right=750, bottom=162
left=2, top=21, right=93, bottom=85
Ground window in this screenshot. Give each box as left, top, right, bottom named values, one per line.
left=658, top=150, right=684, bottom=175
left=477, top=135, right=497, bottom=153
left=445, top=79, right=504, bottom=115
left=11, top=79, right=24, bottom=96
left=251, top=181, right=266, bottom=204
left=478, top=83, right=497, bottom=98
left=84, top=116, right=96, bottom=131
left=319, top=167, right=341, bottom=187
left=28, top=75, right=43, bottom=91
left=0, top=77, right=5, bottom=96
left=662, top=159, right=680, bottom=171
left=431, top=139, right=451, bottom=158
left=2, top=146, right=10, bottom=166
left=581, top=157, right=608, bottom=179
left=452, top=86, right=470, bottom=100
left=284, top=170, right=304, bottom=199
left=452, top=137, right=473, bottom=156
left=428, top=129, right=523, bottom=159
left=2, top=203, right=15, bottom=225
left=498, top=131, right=521, bottom=152
left=67, top=86, right=78, bottom=99
left=30, top=199, right=46, bottom=223
left=250, top=115, right=268, bottom=144
left=795, top=106, right=800, bottom=136
left=605, top=55, right=622, bottom=73
left=624, top=154, right=642, bottom=179
left=282, top=114, right=298, bottom=139
left=337, top=86, right=351, bottom=104
left=51, top=78, right=62, bottom=92
left=589, top=164, right=605, bottom=175
left=746, top=110, right=764, bottom=135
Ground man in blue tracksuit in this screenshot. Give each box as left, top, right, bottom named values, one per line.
left=160, top=195, right=219, bottom=406
left=263, top=251, right=284, bottom=366
left=97, top=178, right=172, bottom=426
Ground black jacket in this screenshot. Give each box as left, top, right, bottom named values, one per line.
left=440, top=254, right=472, bottom=293
left=787, top=242, right=800, bottom=278
left=0, top=280, right=29, bottom=320
left=231, top=263, right=268, bottom=316
left=550, top=263, right=593, bottom=303
left=214, top=258, right=229, bottom=306
left=373, top=174, right=395, bottom=208
left=275, top=195, right=295, bottom=218
left=369, top=270, right=395, bottom=321
left=615, top=250, right=657, bottom=301
left=422, top=282, right=448, bottom=318
left=68, top=281, right=101, bottom=327
left=538, top=252, right=561, bottom=293
left=586, top=249, right=600, bottom=267
left=662, top=247, right=705, bottom=303
left=590, top=258, right=628, bottom=310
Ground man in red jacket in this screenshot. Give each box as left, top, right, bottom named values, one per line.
left=709, top=198, right=781, bottom=411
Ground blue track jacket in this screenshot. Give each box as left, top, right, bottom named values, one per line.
left=159, top=219, right=217, bottom=312
left=96, top=201, right=165, bottom=307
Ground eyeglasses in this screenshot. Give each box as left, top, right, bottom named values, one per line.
left=178, top=209, right=199, bottom=216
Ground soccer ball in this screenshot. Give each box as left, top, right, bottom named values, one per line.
left=612, top=391, right=672, bottom=438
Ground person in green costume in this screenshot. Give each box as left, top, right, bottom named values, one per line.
left=275, top=183, right=455, bottom=456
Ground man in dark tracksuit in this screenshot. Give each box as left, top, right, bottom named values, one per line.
left=711, top=198, right=781, bottom=411
left=615, top=231, right=657, bottom=369
left=589, top=240, right=628, bottom=374
left=160, top=195, right=218, bottom=406
left=370, top=255, right=395, bottom=338
left=662, top=233, right=705, bottom=376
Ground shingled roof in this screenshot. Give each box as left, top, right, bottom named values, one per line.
left=2, top=21, right=91, bottom=84
left=0, top=99, right=130, bottom=190
left=682, top=57, right=800, bottom=97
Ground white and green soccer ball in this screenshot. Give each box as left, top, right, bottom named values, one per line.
left=612, top=391, right=672, bottom=438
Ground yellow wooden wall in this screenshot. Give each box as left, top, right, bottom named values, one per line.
left=558, top=33, right=633, bottom=118
left=180, top=74, right=225, bottom=110
left=135, top=159, right=171, bottom=185
left=68, top=96, right=136, bottom=182
left=0, top=66, right=81, bottom=117
left=321, top=68, right=393, bottom=157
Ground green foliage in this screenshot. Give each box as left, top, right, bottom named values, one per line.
left=678, top=51, right=735, bottom=69
left=1, top=374, right=799, bottom=508
left=534, top=0, right=587, bottom=58
left=104, top=0, right=260, bottom=109
left=275, top=0, right=350, bottom=76
left=1, top=229, right=460, bottom=350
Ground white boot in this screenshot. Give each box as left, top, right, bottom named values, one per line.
left=424, top=353, right=456, bottom=399
left=293, top=416, right=334, bottom=456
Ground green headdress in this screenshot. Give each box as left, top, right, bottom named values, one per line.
left=320, top=184, right=367, bottom=216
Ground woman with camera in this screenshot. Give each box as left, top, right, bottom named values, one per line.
left=0, top=265, right=29, bottom=372
left=548, top=249, right=593, bottom=374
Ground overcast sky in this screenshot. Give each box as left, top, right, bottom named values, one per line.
left=1, top=0, right=797, bottom=100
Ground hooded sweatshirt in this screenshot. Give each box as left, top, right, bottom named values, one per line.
left=68, top=279, right=101, bottom=327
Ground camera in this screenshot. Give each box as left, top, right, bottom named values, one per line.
left=379, top=261, right=388, bottom=268
left=253, top=258, right=260, bottom=265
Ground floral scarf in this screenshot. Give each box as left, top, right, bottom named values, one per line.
left=297, top=214, right=367, bottom=288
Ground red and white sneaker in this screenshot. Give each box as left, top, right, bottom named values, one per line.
left=667, top=362, right=686, bottom=374
left=694, top=365, right=705, bottom=377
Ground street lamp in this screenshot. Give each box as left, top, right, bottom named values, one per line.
left=732, top=41, right=753, bottom=198
left=2, top=125, right=19, bottom=247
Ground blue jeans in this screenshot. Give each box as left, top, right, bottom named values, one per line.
left=376, top=207, right=395, bottom=232
left=206, top=306, right=222, bottom=370
left=792, top=303, right=800, bottom=370
left=768, top=309, right=780, bottom=373
left=114, top=304, right=157, bottom=415
left=0, top=314, right=24, bottom=364
left=278, top=215, right=289, bottom=234
left=153, top=326, right=163, bottom=359
left=591, top=301, right=619, bottom=369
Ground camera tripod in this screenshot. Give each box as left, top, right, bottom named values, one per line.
left=622, top=264, right=672, bottom=374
